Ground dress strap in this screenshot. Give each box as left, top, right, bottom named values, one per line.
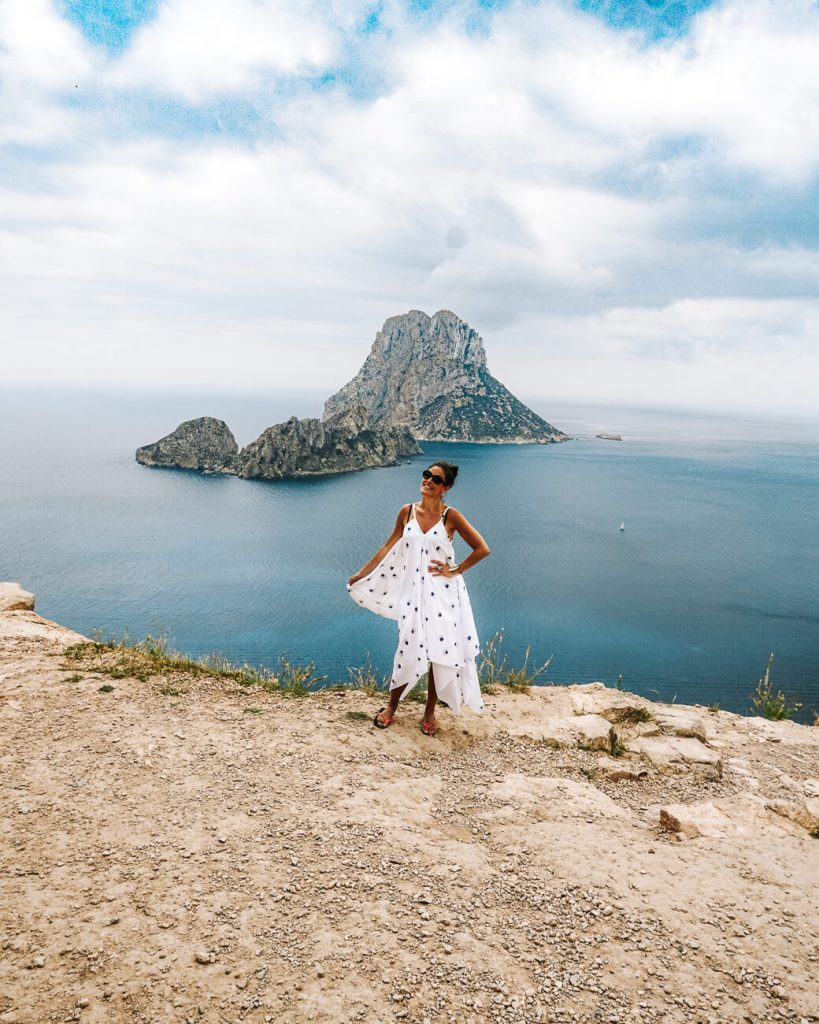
left=442, top=506, right=452, bottom=525
left=406, top=502, right=415, bottom=524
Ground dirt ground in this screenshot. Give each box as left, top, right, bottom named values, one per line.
left=1, top=595, right=818, bottom=1024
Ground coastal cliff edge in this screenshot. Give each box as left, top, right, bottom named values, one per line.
left=1, top=583, right=817, bottom=1024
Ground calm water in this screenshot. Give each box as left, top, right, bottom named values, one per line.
left=1, top=388, right=817, bottom=720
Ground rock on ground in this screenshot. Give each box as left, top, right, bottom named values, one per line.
left=0, top=583, right=35, bottom=613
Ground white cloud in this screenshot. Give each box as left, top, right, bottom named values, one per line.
left=108, top=0, right=345, bottom=101
left=0, top=0, right=96, bottom=90
left=1, top=0, right=819, bottom=416
left=0, top=0, right=98, bottom=144
left=494, top=298, right=819, bottom=414
left=537, top=0, right=819, bottom=182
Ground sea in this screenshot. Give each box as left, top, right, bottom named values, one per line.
left=1, top=387, right=817, bottom=721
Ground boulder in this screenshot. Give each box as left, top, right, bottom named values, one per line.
left=625, top=736, right=722, bottom=779
left=766, top=798, right=819, bottom=833
left=650, top=707, right=707, bottom=742
left=594, top=756, right=649, bottom=782
left=500, top=713, right=615, bottom=753
left=569, top=683, right=655, bottom=725
left=571, top=715, right=617, bottom=752
left=0, top=582, right=35, bottom=612
left=659, top=795, right=804, bottom=839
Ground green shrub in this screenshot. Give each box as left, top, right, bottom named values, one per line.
left=335, top=659, right=389, bottom=696
left=751, top=653, right=802, bottom=721
left=277, top=656, right=325, bottom=697
left=64, top=632, right=279, bottom=689
left=479, top=628, right=552, bottom=692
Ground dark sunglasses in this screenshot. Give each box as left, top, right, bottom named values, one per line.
left=422, top=469, right=446, bottom=486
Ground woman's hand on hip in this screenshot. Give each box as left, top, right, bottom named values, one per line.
left=428, top=559, right=457, bottom=578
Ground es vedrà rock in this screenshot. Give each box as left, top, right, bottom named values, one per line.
left=135, top=310, right=569, bottom=480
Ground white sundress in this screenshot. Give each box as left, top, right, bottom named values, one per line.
left=347, top=503, right=484, bottom=714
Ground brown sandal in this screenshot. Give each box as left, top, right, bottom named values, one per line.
left=420, top=719, right=439, bottom=736
left=373, top=708, right=394, bottom=729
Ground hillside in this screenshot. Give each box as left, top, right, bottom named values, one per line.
left=1, top=584, right=817, bottom=1024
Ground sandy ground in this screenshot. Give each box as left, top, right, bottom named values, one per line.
left=1, top=590, right=818, bottom=1024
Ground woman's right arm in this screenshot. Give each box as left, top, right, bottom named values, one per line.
left=347, top=505, right=410, bottom=587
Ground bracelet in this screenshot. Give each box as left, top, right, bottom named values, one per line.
left=451, top=563, right=462, bottom=575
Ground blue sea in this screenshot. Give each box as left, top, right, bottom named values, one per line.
left=1, top=388, right=817, bottom=720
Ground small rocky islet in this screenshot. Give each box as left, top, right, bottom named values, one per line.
left=135, top=310, right=570, bottom=480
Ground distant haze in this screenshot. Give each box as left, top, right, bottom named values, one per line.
left=1, top=0, right=819, bottom=417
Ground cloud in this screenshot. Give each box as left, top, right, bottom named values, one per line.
left=0, top=0, right=99, bottom=144
left=496, top=297, right=819, bottom=413
left=107, top=0, right=356, bottom=102
left=1, top=0, right=819, bottom=416
left=540, top=0, right=819, bottom=183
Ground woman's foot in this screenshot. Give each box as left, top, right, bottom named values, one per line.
left=420, top=718, right=439, bottom=736
left=373, top=707, right=396, bottom=729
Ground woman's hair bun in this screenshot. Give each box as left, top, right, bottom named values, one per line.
left=432, top=461, right=459, bottom=487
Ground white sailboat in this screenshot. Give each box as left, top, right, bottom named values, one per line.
left=619, top=521, right=625, bottom=531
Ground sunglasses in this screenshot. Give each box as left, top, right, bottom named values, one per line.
left=422, top=469, right=446, bottom=486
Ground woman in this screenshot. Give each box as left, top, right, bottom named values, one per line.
left=347, top=461, right=490, bottom=735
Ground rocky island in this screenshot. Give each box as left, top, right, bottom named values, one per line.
left=235, top=410, right=419, bottom=480
left=135, top=416, right=239, bottom=473
left=135, top=310, right=568, bottom=480
left=323, top=309, right=568, bottom=444
left=2, top=580, right=818, bottom=1024
left=136, top=409, right=419, bottom=479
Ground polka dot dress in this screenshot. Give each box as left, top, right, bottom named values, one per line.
left=348, top=504, right=483, bottom=713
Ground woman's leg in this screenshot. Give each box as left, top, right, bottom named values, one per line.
left=375, top=681, right=410, bottom=725
left=423, top=665, right=438, bottom=727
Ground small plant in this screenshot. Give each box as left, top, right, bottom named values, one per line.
left=341, top=659, right=389, bottom=696
left=277, top=656, right=325, bottom=697
left=64, top=673, right=82, bottom=683
left=478, top=629, right=552, bottom=692
left=345, top=710, right=370, bottom=721
left=707, top=704, right=721, bottom=714
left=64, top=634, right=279, bottom=689
left=610, top=731, right=625, bottom=757
left=159, top=686, right=183, bottom=697
left=98, top=684, right=114, bottom=693
left=244, top=707, right=263, bottom=714
left=609, top=706, right=653, bottom=725
left=751, top=653, right=802, bottom=721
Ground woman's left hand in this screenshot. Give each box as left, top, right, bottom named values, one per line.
left=428, top=559, right=457, bottom=577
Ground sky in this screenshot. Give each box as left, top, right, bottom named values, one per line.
left=1, top=0, right=818, bottom=415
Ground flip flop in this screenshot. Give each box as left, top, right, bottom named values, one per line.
left=420, top=720, right=439, bottom=736
left=373, top=708, right=394, bottom=729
